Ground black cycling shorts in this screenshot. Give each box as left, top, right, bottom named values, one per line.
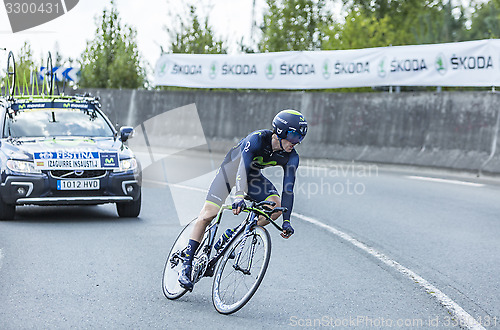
left=205, top=168, right=279, bottom=208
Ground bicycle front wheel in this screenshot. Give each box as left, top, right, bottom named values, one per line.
left=212, top=226, right=271, bottom=314
left=162, top=220, right=196, bottom=300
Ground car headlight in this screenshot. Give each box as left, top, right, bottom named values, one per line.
left=114, top=158, right=138, bottom=172
left=6, top=160, right=42, bottom=174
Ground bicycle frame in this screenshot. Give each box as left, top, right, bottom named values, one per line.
left=199, top=202, right=284, bottom=279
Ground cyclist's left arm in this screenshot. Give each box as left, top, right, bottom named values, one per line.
left=281, top=151, right=299, bottom=237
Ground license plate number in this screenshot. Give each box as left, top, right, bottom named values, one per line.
left=57, top=180, right=100, bottom=190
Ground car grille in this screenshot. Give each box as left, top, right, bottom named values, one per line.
left=50, top=190, right=105, bottom=197
left=50, top=170, right=107, bottom=179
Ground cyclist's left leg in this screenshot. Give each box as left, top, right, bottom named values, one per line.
left=247, top=174, right=282, bottom=226
left=257, top=194, right=281, bottom=226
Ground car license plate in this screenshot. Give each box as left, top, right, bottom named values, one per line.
left=57, top=180, right=100, bottom=190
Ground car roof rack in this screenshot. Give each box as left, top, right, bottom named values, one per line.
left=2, top=52, right=100, bottom=116
left=2, top=51, right=54, bottom=100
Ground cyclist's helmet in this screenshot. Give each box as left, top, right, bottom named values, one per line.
left=272, top=110, right=308, bottom=144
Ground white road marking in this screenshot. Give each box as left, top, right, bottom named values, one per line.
left=142, top=179, right=208, bottom=194
left=407, top=176, right=484, bottom=187
left=160, top=181, right=486, bottom=329
left=0, top=249, right=3, bottom=271
left=293, top=212, right=485, bottom=330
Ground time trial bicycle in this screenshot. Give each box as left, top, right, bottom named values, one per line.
left=162, top=196, right=288, bottom=314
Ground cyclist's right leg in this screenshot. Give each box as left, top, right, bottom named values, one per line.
left=185, top=164, right=234, bottom=261
left=190, top=202, right=221, bottom=243
left=178, top=202, right=220, bottom=290
left=178, top=165, right=233, bottom=290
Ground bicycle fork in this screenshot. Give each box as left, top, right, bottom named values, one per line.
left=233, top=213, right=259, bottom=275
left=233, top=234, right=258, bottom=275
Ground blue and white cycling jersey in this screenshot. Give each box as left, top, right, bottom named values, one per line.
left=206, top=129, right=299, bottom=221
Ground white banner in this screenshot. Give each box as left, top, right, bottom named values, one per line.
left=154, top=39, right=500, bottom=89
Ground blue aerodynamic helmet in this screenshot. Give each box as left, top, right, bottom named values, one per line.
left=272, top=110, right=308, bottom=144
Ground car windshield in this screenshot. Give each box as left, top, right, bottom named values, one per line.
left=4, top=108, right=115, bottom=138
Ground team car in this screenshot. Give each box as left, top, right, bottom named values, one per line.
left=0, top=95, right=141, bottom=220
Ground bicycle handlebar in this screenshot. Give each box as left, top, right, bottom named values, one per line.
left=248, top=203, right=288, bottom=232
left=256, top=200, right=275, bottom=208
left=244, top=196, right=288, bottom=213
left=268, top=206, right=288, bottom=215
left=227, top=195, right=289, bottom=233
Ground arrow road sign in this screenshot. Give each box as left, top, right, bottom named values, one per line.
left=39, top=66, right=80, bottom=82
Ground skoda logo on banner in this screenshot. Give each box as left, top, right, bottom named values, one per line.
left=378, top=57, right=387, bottom=78
left=156, top=58, right=169, bottom=78
left=209, top=61, right=217, bottom=79
left=208, top=61, right=217, bottom=79
left=322, top=59, right=331, bottom=79
left=265, top=61, right=276, bottom=80
left=435, top=53, right=448, bottom=75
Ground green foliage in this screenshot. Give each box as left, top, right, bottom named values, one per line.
left=413, top=1, right=467, bottom=44
left=327, top=0, right=470, bottom=50
left=79, top=0, right=146, bottom=89
left=323, top=9, right=401, bottom=49
left=165, top=5, right=227, bottom=54
left=468, top=0, right=500, bottom=39
left=259, top=0, right=334, bottom=52
left=346, top=0, right=427, bottom=20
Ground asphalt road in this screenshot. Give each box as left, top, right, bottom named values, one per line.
left=1, top=157, right=499, bottom=329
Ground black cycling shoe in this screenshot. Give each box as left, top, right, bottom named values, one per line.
left=178, top=264, right=193, bottom=291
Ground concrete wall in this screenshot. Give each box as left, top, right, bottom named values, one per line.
left=75, top=89, right=500, bottom=175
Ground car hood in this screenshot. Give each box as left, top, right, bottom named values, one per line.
left=0, top=137, right=134, bottom=161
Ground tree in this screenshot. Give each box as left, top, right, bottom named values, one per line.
left=412, top=1, right=467, bottom=44
left=53, top=42, right=64, bottom=67
left=468, top=0, right=500, bottom=39
left=79, top=0, right=146, bottom=89
left=164, top=4, right=226, bottom=54
left=344, top=0, right=423, bottom=20
left=323, top=8, right=401, bottom=49
left=258, top=0, right=334, bottom=52
left=325, top=0, right=469, bottom=50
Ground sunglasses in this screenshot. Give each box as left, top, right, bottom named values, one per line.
left=286, top=130, right=305, bottom=144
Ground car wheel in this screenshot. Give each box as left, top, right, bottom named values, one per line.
left=0, top=197, right=16, bottom=220
left=116, top=192, right=141, bottom=218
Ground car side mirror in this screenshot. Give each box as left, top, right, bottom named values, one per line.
left=120, top=126, right=134, bottom=142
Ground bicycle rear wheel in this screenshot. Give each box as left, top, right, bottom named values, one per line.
left=212, top=226, right=271, bottom=314
left=162, top=220, right=195, bottom=300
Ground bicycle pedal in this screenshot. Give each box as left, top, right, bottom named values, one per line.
left=204, top=266, right=215, bottom=277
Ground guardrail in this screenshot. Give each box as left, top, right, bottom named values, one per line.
left=73, top=89, right=500, bottom=176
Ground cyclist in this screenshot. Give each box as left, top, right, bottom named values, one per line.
left=178, top=110, right=308, bottom=291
